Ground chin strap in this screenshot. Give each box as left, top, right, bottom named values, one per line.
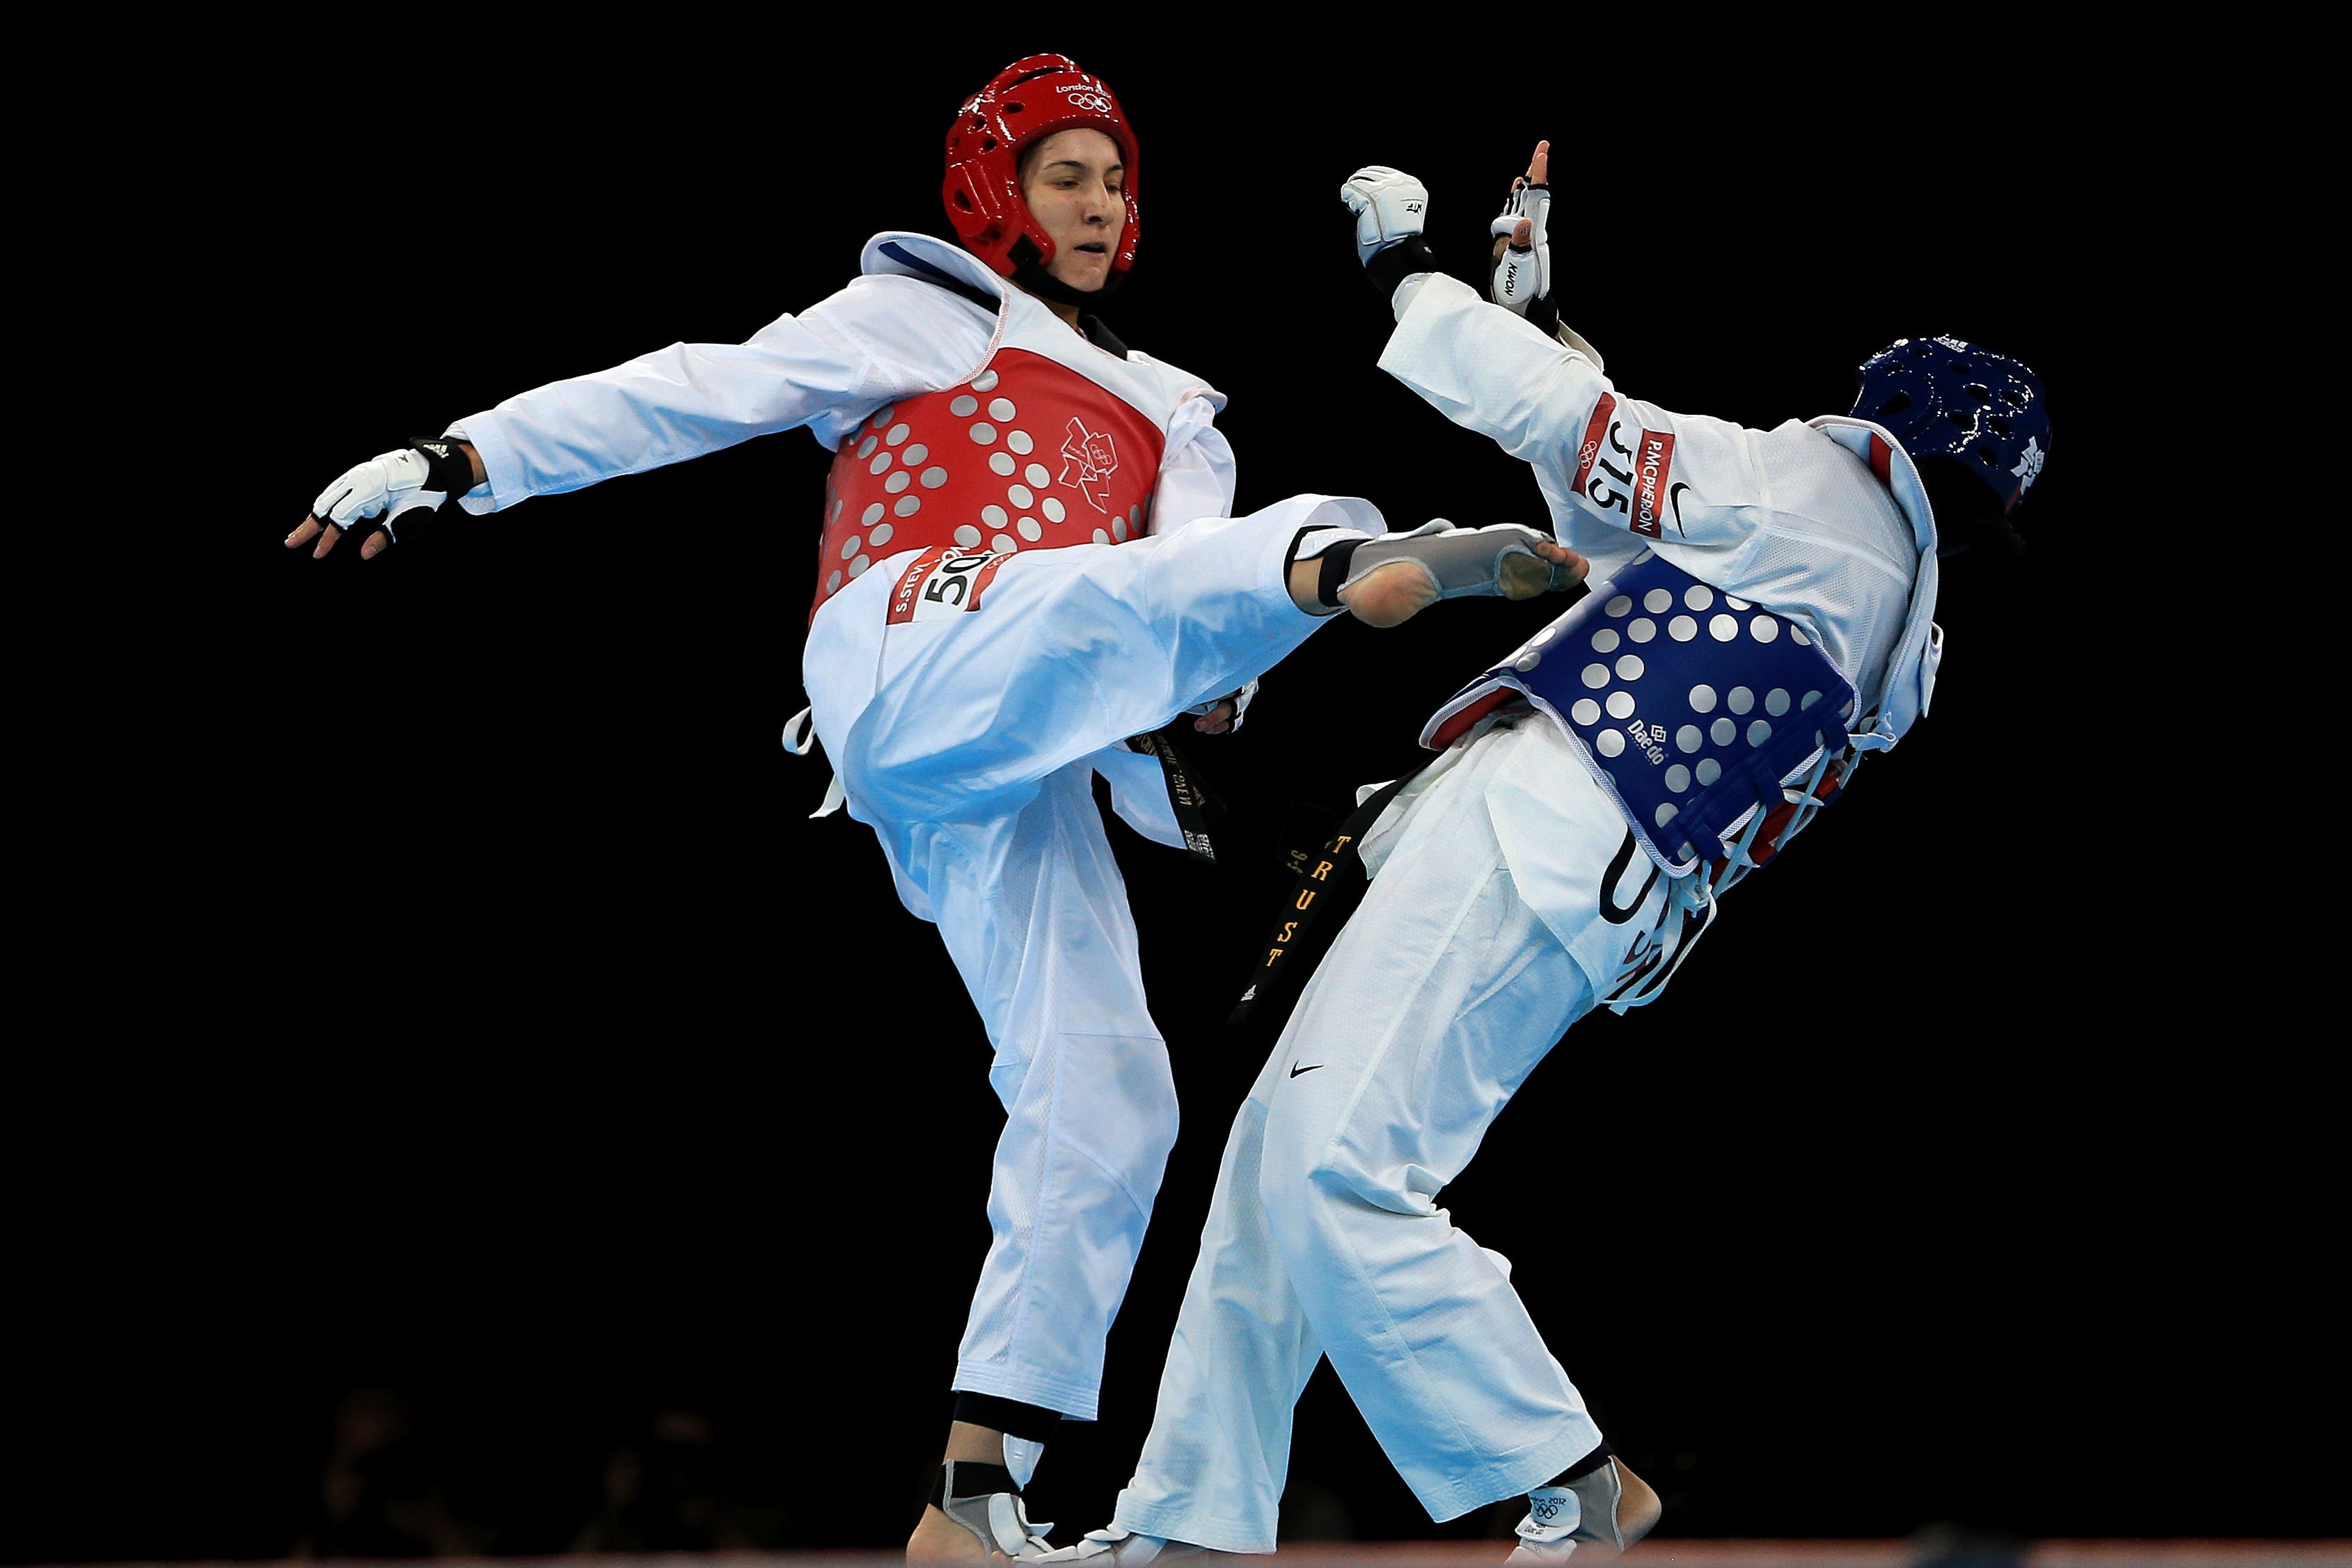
left=1008, top=233, right=1124, bottom=307
left=1011, top=262, right=1124, bottom=306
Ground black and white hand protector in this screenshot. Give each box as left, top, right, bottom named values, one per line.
left=1339, top=165, right=1430, bottom=267
left=1488, top=180, right=1551, bottom=314
left=1339, top=521, right=1573, bottom=602
left=308, top=438, right=470, bottom=546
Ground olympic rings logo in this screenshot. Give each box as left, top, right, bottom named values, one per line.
left=1059, top=90, right=1112, bottom=113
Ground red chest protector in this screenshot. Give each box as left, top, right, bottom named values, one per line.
left=812, top=346, right=1167, bottom=622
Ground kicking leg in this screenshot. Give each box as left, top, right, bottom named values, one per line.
left=839, top=496, right=1380, bottom=830
left=832, top=501, right=1583, bottom=830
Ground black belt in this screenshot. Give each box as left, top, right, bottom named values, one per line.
left=1124, top=722, right=1227, bottom=865
left=1229, top=752, right=1440, bottom=1028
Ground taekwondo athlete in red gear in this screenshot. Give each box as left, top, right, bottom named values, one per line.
left=1042, top=143, right=2051, bottom=1565
left=282, top=63, right=1586, bottom=1564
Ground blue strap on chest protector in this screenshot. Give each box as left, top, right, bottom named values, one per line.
left=1423, top=552, right=1858, bottom=871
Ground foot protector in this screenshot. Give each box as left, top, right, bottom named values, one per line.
left=1336, top=521, right=1568, bottom=605
left=1506, top=1452, right=1634, bottom=1562
left=931, top=1459, right=1057, bottom=1560
left=1036, top=1525, right=1199, bottom=1563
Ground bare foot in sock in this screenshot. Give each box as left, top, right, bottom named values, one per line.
left=1339, top=537, right=1586, bottom=626
left=907, top=1503, right=990, bottom=1564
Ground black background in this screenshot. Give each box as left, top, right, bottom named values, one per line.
left=17, top=24, right=2337, bottom=1563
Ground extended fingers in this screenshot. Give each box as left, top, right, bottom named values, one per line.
left=1528, top=140, right=1549, bottom=184
left=284, top=515, right=388, bottom=561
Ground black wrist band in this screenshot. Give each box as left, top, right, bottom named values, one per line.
left=1365, top=236, right=1440, bottom=303
left=409, top=435, right=473, bottom=496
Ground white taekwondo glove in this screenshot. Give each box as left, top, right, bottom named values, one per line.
left=1339, top=166, right=1429, bottom=267
left=1488, top=177, right=1552, bottom=315
left=309, top=437, right=470, bottom=546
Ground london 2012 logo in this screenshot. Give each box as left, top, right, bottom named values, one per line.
left=2011, top=435, right=2044, bottom=495
left=1057, top=85, right=1114, bottom=113
left=1059, top=417, right=1120, bottom=512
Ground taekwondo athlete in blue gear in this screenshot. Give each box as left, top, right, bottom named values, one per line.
left=1041, top=143, right=2051, bottom=1565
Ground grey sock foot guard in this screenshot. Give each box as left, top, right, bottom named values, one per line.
left=1336, top=520, right=1570, bottom=603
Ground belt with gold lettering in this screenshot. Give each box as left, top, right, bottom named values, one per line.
left=1228, top=759, right=1435, bottom=1028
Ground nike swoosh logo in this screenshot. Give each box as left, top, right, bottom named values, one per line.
left=1290, top=1063, right=1323, bottom=1077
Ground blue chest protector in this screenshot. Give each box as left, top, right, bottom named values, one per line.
left=1421, top=551, right=1859, bottom=876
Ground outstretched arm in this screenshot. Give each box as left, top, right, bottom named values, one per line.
left=1378, top=274, right=1761, bottom=550
left=279, top=274, right=993, bottom=562
left=1358, top=147, right=1762, bottom=551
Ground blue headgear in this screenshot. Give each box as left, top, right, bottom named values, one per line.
left=1852, top=337, right=2050, bottom=514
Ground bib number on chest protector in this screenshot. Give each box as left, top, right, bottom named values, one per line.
left=886, top=546, right=1015, bottom=625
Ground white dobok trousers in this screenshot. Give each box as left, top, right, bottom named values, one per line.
left=1112, top=718, right=1609, bottom=1549
left=802, top=498, right=1381, bottom=1420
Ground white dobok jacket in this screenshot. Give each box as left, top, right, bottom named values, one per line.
left=437, top=231, right=1269, bottom=853
left=1367, top=274, right=1948, bottom=996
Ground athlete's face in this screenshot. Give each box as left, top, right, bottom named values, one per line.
left=1020, top=129, right=1126, bottom=293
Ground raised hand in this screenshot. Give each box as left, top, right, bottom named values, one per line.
left=1489, top=141, right=1551, bottom=315
left=1339, top=165, right=1429, bottom=268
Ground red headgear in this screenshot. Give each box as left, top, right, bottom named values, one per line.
left=943, top=54, right=1139, bottom=281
